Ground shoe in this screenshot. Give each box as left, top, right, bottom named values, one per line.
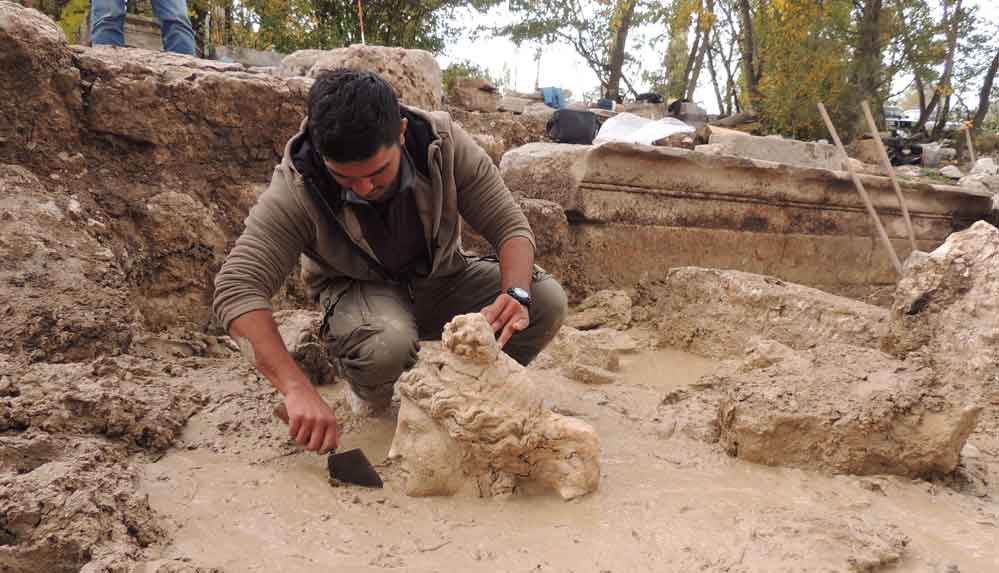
left=346, top=384, right=392, bottom=417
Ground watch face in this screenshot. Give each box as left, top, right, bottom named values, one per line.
left=510, top=287, right=529, bottom=299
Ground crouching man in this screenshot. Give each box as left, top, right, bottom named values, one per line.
left=212, top=68, right=567, bottom=454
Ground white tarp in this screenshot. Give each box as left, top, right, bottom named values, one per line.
left=593, top=112, right=695, bottom=146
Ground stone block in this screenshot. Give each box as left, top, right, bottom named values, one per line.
left=282, top=44, right=443, bottom=111
left=715, top=341, right=980, bottom=476
left=656, top=267, right=887, bottom=359
left=706, top=132, right=842, bottom=170
left=565, top=289, right=632, bottom=330
left=501, top=142, right=990, bottom=294
left=448, top=77, right=500, bottom=112
left=882, top=221, right=999, bottom=405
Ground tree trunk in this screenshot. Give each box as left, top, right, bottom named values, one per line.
left=686, top=0, right=714, bottom=102
left=972, top=47, right=999, bottom=133
left=665, top=9, right=692, bottom=100
left=850, top=0, right=884, bottom=131
left=915, top=74, right=927, bottom=123
left=932, top=94, right=952, bottom=139
left=604, top=0, right=638, bottom=101
left=916, top=0, right=962, bottom=133
left=706, top=41, right=727, bottom=115
left=681, top=21, right=703, bottom=95
left=737, top=0, right=759, bottom=111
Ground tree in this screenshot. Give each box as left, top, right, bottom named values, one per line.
left=972, top=47, right=999, bottom=135
left=186, top=0, right=501, bottom=54
left=847, top=0, right=885, bottom=131
left=500, top=0, right=654, bottom=100
left=914, top=0, right=962, bottom=134
left=736, top=0, right=761, bottom=111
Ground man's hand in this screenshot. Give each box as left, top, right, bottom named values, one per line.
left=481, top=292, right=530, bottom=348
left=284, top=384, right=339, bottom=454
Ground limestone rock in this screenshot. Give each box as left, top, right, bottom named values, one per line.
left=705, top=131, right=842, bottom=170
left=534, top=326, right=640, bottom=384
left=498, top=96, right=531, bottom=114
left=461, top=197, right=570, bottom=281
left=450, top=108, right=550, bottom=165
left=566, top=289, right=632, bottom=330
left=921, top=143, right=956, bottom=167
left=500, top=143, right=591, bottom=211
left=141, top=191, right=227, bottom=328
left=448, top=77, right=500, bottom=112
left=715, top=341, right=980, bottom=476
left=961, top=173, right=999, bottom=193
left=564, top=363, right=617, bottom=385
left=0, top=1, right=83, bottom=162
left=273, top=310, right=336, bottom=386
left=895, top=165, right=923, bottom=178
left=522, top=102, right=557, bottom=121
left=74, top=45, right=307, bottom=169
left=298, top=45, right=443, bottom=111
left=940, top=165, right=963, bottom=179
left=656, top=267, right=887, bottom=359
left=501, top=142, right=988, bottom=299
left=970, top=157, right=998, bottom=177
left=0, top=165, right=134, bottom=361
left=882, top=221, right=999, bottom=404
left=390, top=314, right=600, bottom=500
left=470, top=133, right=504, bottom=165
left=851, top=138, right=883, bottom=165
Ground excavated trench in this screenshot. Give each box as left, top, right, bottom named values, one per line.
left=2, top=5, right=998, bottom=570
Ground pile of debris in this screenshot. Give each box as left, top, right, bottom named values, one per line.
left=657, top=221, right=999, bottom=482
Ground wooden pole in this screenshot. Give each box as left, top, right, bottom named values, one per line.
left=357, top=0, right=365, bottom=45
left=964, top=122, right=977, bottom=164
left=817, top=102, right=903, bottom=275
left=861, top=100, right=918, bottom=253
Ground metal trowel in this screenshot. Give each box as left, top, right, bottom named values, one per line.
left=273, top=403, right=383, bottom=488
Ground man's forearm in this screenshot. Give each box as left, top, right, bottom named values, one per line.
left=229, top=309, right=314, bottom=396
left=498, top=236, right=535, bottom=292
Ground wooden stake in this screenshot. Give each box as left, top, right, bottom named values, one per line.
left=357, top=0, right=366, bottom=45
left=861, top=100, right=917, bottom=253
left=817, top=102, right=902, bottom=275
left=964, top=123, right=977, bottom=164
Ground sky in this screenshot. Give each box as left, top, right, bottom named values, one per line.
left=440, top=0, right=999, bottom=115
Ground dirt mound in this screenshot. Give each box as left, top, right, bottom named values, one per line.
left=0, top=354, right=204, bottom=570
left=0, top=164, right=134, bottom=362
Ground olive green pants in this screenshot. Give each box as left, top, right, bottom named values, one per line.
left=318, top=258, right=567, bottom=404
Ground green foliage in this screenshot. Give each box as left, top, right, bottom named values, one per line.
left=753, top=0, right=853, bottom=139
left=57, top=0, right=88, bottom=43
left=189, top=0, right=500, bottom=54
left=498, top=0, right=658, bottom=98
left=442, top=60, right=500, bottom=92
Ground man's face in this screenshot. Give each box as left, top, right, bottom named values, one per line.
left=323, top=118, right=408, bottom=202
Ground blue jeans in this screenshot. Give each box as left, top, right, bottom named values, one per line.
left=90, top=0, right=196, bottom=55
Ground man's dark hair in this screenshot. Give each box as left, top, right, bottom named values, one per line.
left=307, top=69, right=402, bottom=163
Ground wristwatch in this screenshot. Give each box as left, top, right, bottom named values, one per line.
left=506, top=287, right=532, bottom=308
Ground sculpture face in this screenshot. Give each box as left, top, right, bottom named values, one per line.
left=388, top=397, right=465, bottom=496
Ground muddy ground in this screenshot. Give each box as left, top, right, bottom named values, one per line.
left=14, top=329, right=991, bottom=572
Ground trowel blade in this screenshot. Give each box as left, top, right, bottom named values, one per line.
left=329, top=448, right=383, bottom=488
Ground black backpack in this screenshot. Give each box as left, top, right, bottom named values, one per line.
left=546, top=109, right=599, bottom=144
